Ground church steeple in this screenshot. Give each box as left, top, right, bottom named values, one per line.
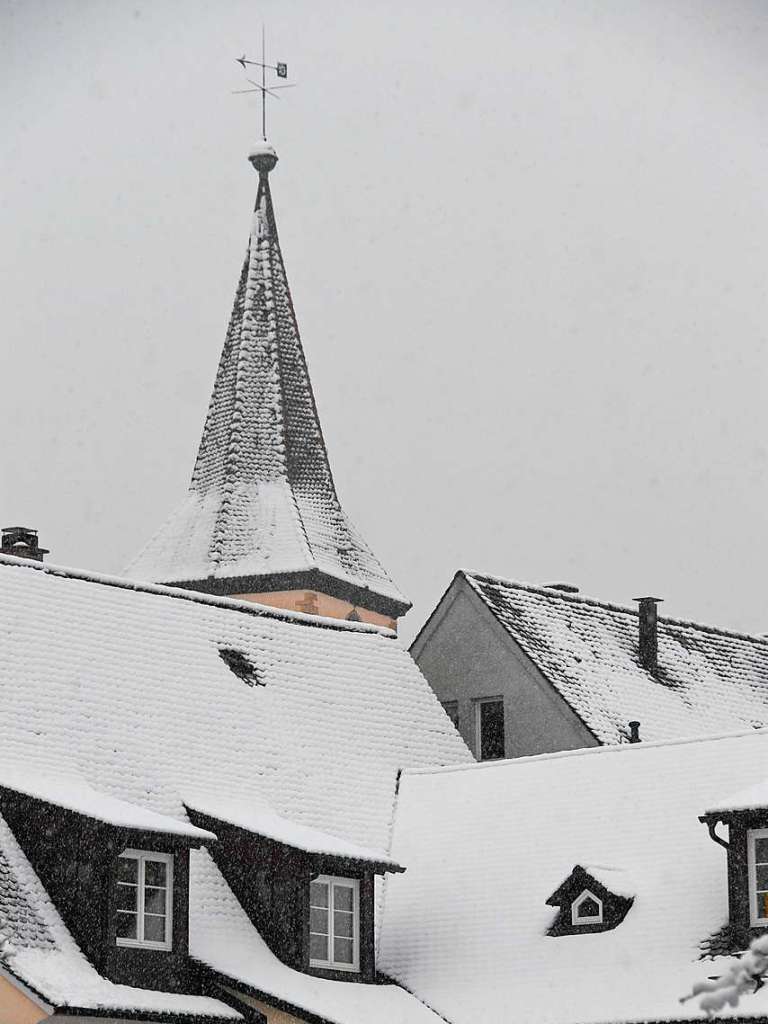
left=126, top=142, right=409, bottom=628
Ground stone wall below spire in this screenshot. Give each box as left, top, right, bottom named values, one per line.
left=232, top=589, right=397, bottom=631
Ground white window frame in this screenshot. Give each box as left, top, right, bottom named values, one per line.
left=748, top=828, right=768, bottom=927
left=571, top=889, right=603, bottom=925
left=474, top=696, right=505, bottom=761
left=309, top=875, right=360, bottom=973
left=116, top=849, right=174, bottom=951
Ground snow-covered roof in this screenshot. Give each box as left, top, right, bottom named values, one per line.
left=704, top=780, right=768, bottom=815
left=0, top=552, right=468, bottom=1019
left=185, top=793, right=401, bottom=869
left=0, top=764, right=215, bottom=842
left=0, top=813, right=240, bottom=1019
left=378, top=728, right=768, bottom=1024
left=125, top=151, right=408, bottom=616
left=190, top=849, right=444, bottom=1024
left=460, top=570, right=768, bottom=743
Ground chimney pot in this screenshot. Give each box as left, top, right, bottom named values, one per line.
left=628, top=720, right=641, bottom=744
left=1, top=527, right=49, bottom=563
left=633, top=596, right=663, bottom=674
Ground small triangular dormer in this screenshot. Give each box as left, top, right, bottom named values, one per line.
left=546, top=864, right=634, bottom=936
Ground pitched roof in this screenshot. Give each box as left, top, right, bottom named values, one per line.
left=378, top=728, right=768, bottom=1024
left=125, top=146, right=408, bottom=616
left=460, top=569, right=768, bottom=744
left=0, top=552, right=469, bottom=1019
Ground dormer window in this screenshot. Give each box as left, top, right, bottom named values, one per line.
left=116, top=850, right=173, bottom=950
left=309, top=875, right=360, bottom=972
left=748, top=829, right=768, bottom=927
left=546, top=865, right=633, bottom=936
left=571, top=890, right=603, bottom=925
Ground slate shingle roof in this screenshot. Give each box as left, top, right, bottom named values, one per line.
left=125, top=148, right=408, bottom=616
left=378, top=728, right=768, bottom=1024
left=463, top=570, right=768, bottom=744
left=0, top=552, right=469, bottom=1020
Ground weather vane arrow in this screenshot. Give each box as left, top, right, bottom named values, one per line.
left=233, top=28, right=294, bottom=141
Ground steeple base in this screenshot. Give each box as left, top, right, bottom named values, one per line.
left=233, top=589, right=397, bottom=631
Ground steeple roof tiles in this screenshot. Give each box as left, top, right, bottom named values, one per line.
left=126, top=152, right=407, bottom=614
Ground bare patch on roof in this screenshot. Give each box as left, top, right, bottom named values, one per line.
left=218, top=648, right=264, bottom=687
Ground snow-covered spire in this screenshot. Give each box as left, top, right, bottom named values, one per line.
left=125, top=144, right=409, bottom=625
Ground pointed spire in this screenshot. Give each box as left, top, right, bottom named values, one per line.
left=126, top=144, right=409, bottom=623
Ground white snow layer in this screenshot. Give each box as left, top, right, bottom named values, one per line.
left=706, top=779, right=768, bottom=814
left=0, top=554, right=469, bottom=1016
left=378, top=729, right=768, bottom=1024
left=185, top=792, right=401, bottom=867
left=0, top=763, right=215, bottom=841
left=462, top=570, right=768, bottom=743
left=191, top=849, right=444, bottom=1024
left=0, top=814, right=240, bottom=1018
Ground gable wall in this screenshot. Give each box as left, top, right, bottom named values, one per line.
left=234, top=590, right=396, bottom=631
left=411, top=576, right=598, bottom=758
left=0, top=975, right=48, bottom=1024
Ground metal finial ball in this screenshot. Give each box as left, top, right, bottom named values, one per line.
left=248, top=141, right=279, bottom=173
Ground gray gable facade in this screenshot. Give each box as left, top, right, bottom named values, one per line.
left=411, top=570, right=768, bottom=760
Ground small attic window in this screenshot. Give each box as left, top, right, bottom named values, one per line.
left=219, top=648, right=263, bottom=687
left=572, top=890, right=603, bottom=925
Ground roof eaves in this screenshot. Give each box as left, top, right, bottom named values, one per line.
left=0, top=961, right=54, bottom=1016
left=399, top=722, right=768, bottom=778
left=0, top=553, right=395, bottom=637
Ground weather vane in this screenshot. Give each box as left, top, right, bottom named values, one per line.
left=233, top=28, right=294, bottom=141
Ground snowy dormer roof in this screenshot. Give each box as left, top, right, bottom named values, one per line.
left=125, top=147, right=409, bottom=619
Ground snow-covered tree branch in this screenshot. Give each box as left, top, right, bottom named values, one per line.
left=682, top=934, right=768, bottom=1016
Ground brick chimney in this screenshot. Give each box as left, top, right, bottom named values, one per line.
left=1, top=527, right=49, bottom=563
left=633, top=596, right=663, bottom=674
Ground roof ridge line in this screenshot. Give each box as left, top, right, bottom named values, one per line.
left=401, top=723, right=768, bottom=779
left=0, top=553, right=394, bottom=636
left=461, top=569, right=768, bottom=647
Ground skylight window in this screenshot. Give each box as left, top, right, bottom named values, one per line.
left=748, top=829, right=768, bottom=926
left=116, top=850, right=173, bottom=950
left=571, top=889, right=603, bottom=925
left=219, top=647, right=263, bottom=687
left=309, top=875, right=360, bottom=972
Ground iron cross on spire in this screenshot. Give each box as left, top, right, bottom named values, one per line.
left=234, top=28, right=294, bottom=141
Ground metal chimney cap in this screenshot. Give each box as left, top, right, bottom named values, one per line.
left=633, top=596, right=664, bottom=604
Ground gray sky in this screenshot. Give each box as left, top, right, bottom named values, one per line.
left=2, top=0, right=768, bottom=642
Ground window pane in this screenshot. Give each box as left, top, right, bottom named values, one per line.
left=334, top=910, right=353, bottom=938
left=144, top=886, right=166, bottom=915
left=144, top=860, right=168, bottom=888
left=116, top=883, right=138, bottom=912
left=755, top=837, right=768, bottom=863
left=334, top=937, right=354, bottom=964
left=576, top=897, right=600, bottom=919
left=310, top=881, right=328, bottom=908
left=333, top=885, right=354, bottom=913
left=116, top=911, right=138, bottom=939
left=310, top=933, right=328, bottom=961
left=478, top=699, right=505, bottom=760
left=144, top=914, right=166, bottom=943
left=756, top=891, right=768, bottom=921
left=309, top=908, right=328, bottom=935
left=117, top=857, right=139, bottom=884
